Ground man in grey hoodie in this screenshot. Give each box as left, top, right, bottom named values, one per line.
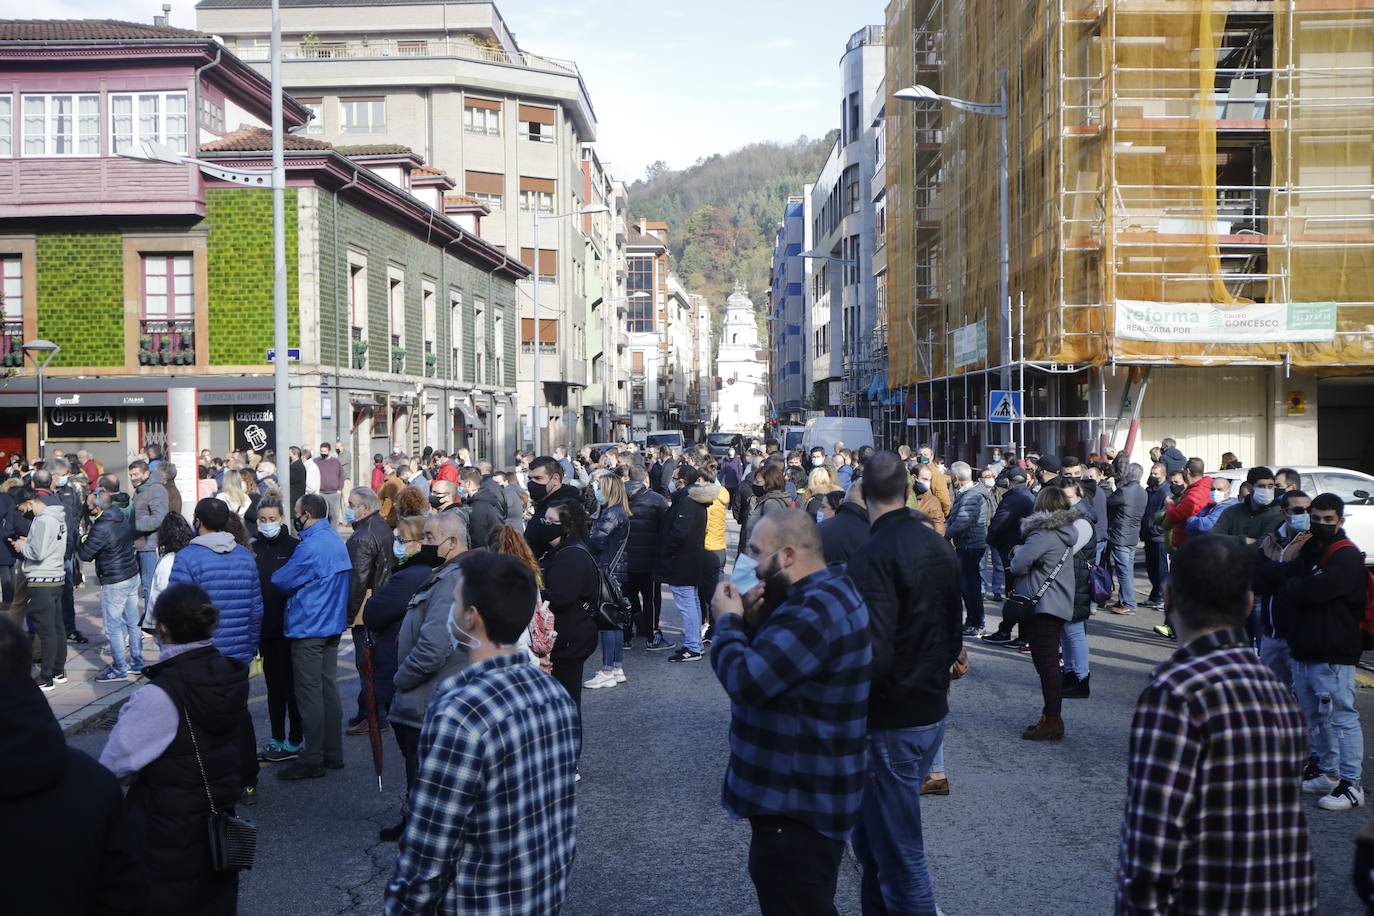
left=127, top=459, right=169, bottom=613
left=12, top=488, right=69, bottom=690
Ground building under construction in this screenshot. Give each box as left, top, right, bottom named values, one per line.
left=883, top=0, right=1374, bottom=471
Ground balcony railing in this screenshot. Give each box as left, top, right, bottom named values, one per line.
left=237, top=37, right=580, bottom=78
left=1, top=320, right=22, bottom=368
left=139, top=318, right=195, bottom=366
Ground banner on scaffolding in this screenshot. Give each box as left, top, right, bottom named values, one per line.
left=1114, top=300, right=1337, bottom=344
left=952, top=319, right=987, bottom=368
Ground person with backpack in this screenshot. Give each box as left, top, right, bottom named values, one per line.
left=1272, top=492, right=1371, bottom=812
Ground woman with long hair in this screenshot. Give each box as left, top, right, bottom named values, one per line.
left=237, top=468, right=261, bottom=535
left=803, top=467, right=839, bottom=521
left=539, top=501, right=599, bottom=719
left=584, top=472, right=631, bottom=690
left=1008, top=486, right=1087, bottom=741
left=216, top=468, right=251, bottom=519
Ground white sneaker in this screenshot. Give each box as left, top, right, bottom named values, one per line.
left=612, top=666, right=626, bottom=684
left=1302, top=773, right=1340, bottom=795
left=582, top=671, right=618, bottom=690
left=1317, top=780, right=1365, bottom=811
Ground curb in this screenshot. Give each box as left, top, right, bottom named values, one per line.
left=59, top=679, right=144, bottom=736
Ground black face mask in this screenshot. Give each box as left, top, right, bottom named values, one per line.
left=429, top=494, right=445, bottom=510
left=913, top=479, right=929, bottom=495
left=417, top=544, right=441, bottom=564
left=527, top=480, right=549, bottom=502
left=294, top=515, right=309, bottom=531
left=1170, top=483, right=1186, bottom=498
left=1310, top=522, right=1340, bottom=544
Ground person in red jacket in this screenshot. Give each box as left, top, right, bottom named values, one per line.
left=1156, top=457, right=1212, bottom=640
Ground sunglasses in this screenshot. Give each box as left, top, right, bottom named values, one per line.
left=1287, top=506, right=1309, bottom=516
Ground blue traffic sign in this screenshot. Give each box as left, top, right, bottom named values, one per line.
left=988, top=390, right=1022, bottom=423
left=265, top=348, right=301, bottom=362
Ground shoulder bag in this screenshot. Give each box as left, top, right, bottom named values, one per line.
left=579, top=542, right=631, bottom=631
left=1000, top=546, right=1071, bottom=626
left=185, top=708, right=257, bottom=873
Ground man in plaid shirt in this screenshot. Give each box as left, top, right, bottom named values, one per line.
left=710, top=509, right=872, bottom=916
left=385, top=551, right=579, bottom=916
left=1116, top=535, right=1315, bottom=914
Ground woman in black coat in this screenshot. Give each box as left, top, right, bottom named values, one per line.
left=539, top=500, right=600, bottom=722
left=361, top=515, right=443, bottom=730
left=250, top=496, right=301, bottom=762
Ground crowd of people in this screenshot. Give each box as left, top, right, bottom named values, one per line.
left=0, top=433, right=1369, bottom=914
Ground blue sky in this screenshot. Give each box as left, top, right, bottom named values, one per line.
left=14, top=0, right=887, bottom=182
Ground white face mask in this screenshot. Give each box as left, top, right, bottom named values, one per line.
left=1251, top=487, right=1275, bottom=507
left=449, top=608, right=480, bottom=652
left=1212, top=489, right=1229, bottom=503
left=258, top=522, right=282, bottom=539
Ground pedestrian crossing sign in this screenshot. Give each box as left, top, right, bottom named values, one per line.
left=988, top=390, right=1021, bottom=423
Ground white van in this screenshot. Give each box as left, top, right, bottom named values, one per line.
left=801, top=417, right=875, bottom=455
left=642, top=429, right=685, bottom=451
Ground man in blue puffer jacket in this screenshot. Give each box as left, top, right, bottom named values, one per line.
left=168, top=497, right=265, bottom=801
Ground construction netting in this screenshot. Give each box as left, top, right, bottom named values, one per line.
left=884, top=0, right=1374, bottom=386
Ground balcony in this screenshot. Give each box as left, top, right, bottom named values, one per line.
left=0, top=320, right=22, bottom=368
left=138, top=318, right=195, bottom=366
left=236, top=36, right=581, bottom=78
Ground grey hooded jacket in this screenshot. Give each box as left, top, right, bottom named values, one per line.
left=21, top=504, right=69, bottom=582
left=389, top=559, right=470, bottom=730
left=1009, top=509, right=1082, bottom=621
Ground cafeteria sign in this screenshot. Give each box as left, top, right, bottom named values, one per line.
left=1115, top=300, right=1336, bottom=343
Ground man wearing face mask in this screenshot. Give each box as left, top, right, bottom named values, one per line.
left=659, top=465, right=710, bottom=663
left=1270, top=493, right=1370, bottom=812
left=1140, top=462, right=1171, bottom=609
left=270, top=493, right=353, bottom=781
left=1163, top=458, right=1213, bottom=553
left=1253, top=490, right=1312, bottom=689
left=908, top=463, right=947, bottom=535
left=47, top=461, right=85, bottom=643
left=522, top=457, right=583, bottom=560
left=127, top=458, right=169, bottom=617
left=344, top=488, right=395, bottom=736
left=708, top=509, right=871, bottom=916
left=464, top=468, right=506, bottom=551
left=1211, top=467, right=1284, bottom=549
left=388, top=512, right=469, bottom=797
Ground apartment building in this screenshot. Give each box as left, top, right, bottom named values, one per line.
left=768, top=196, right=809, bottom=423
left=884, top=0, right=1374, bottom=469
left=0, top=20, right=523, bottom=479
left=196, top=0, right=600, bottom=453
left=579, top=145, right=629, bottom=442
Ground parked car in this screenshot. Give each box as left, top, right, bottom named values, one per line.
left=706, top=432, right=745, bottom=459
left=801, top=417, right=875, bottom=455
left=1211, top=464, right=1374, bottom=562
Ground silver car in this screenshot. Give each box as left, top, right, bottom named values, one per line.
left=1209, top=465, right=1374, bottom=562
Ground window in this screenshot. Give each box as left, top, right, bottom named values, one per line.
left=234, top=37, right=269, bottom=60
left=0, top=96, right=11, bottom=156
left=348, top=256, right=367, bottom=370
left=22, top=94, right=99, bottom=156
left=387, top=270, right=405, bottom=373
left=463, top=100, right=501, bottom=136
left=627, top=255, right=654, bottom=332
left=493, top=312, right=504, bottom=384
left=110, top=92, right=188, bottom=156
left=339, top=98, right=384, bottom=133
left=465, top=171, right=504, bottom=210
left=198, top=95, right=224, bottom=134
left=300, top=98, right=323, bottom=135
left=470, top=191, right=503, bottom=210
left=474, top=298, right=486, bottom=383
left=1, top=256, right=23, bottom=365
left=520, top=318, right=556, bottom=356
left=449, top=290, right=463, bottom=382
left=520, top=248, right=557, bottom=284
left=843, top=165, right=861, bottom=215
left=422, top=281, right=436, bottom=377
left=518, top=104, right=555, bottom=143
left=140, top=254, right=194, bottom=363
left=1316, top=473, right=1374, bottom=507
left=520, top=190, right=554, bottom=213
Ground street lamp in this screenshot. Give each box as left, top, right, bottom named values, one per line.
left=118, top=0, right=291, bottom=520
left=21, top=339, right=59, bottom=460
left=896, top=74, right=1012, bottom=396
left=530, top=203, right=610, bottom=455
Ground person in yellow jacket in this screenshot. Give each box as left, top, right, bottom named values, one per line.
left=917, top=446, right=953, bottom=517
left=692, top=460, right=731, bottom=644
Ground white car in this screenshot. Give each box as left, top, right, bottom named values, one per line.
left=1209, top=465, right=1374, bottom=562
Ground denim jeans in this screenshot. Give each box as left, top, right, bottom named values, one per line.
left=1060, top=620, right=1089, bottom=677
left=956, top=548, right=985, bottom=629
left=1260, top=636, right=1293, bottom=689
left=980, top=546, right=1004, bottom=595
left=1143, top=539, right=1168, bottom=603
left=931, top=740, right=945, bottom=774
left=670, top=584, right=703, bottom=653
left=1109, top=543, right=1138, bottom=609
left=136, top=549, right=159, bottom=612
left=1290, top=660, right=1363, bottom=782
left=852, top=719, right=947, bottom=915
left=100, top=575, right=143, bottom=675
left=598, top=629, right=624, bottom=670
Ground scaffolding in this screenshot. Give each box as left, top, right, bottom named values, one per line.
left=884, top=0, right=1374, bottom=454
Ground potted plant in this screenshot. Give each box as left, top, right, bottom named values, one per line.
left=425, top=352, right=437, bottom=377
left=391, top=348, right=407, bottom=373
left=353, top=339, right=368, bottom=369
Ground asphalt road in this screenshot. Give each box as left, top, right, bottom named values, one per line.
left=70, top=585, right=1374, bottom=915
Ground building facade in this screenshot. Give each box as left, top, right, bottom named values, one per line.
left=884, top=0, right=1374, bottom=470
left=716, top=285, right=768, bottom=435
left=197, top=0, right=600, bottom=454
left=768, top=196, right=808, bottom=424
left=0, top=21, right=523, bottom=483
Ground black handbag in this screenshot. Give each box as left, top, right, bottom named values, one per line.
left=1001, top=546, right=1071, bottom=626
left=185, top=708, right=257, bottom=873
left=580, top=543, right=631, bottom=631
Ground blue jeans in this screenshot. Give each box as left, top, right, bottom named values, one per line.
left=598, top=629, right=624, bottom=670
left=956, top=548, right=985, bottom=629
left=852, top=720, right=946, bottom=915
left=931, top=740, right=945, bottom=774
left=100, top=574, right=143, bottom=675
left=980, top=546, right=1004, bottom=595
left=1060, top=620, right=1089, bottom=677
left=670, top=585, right=703, bottom=653
left=1290, top=660, right=1363, bottom=782
left=1260, top=636, right=1293, bottom=689
left=136, top=550, right=159, bottom=612
left=1110, top=543, right=1138, bottom=609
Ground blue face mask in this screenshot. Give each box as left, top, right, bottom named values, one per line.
left=731, top=553, right=761, bottom=593
left=392, top=540, right=409, bottom=560
left=1288, top=512, right=1311, bottom=533
left=344, top=507, right=357, bottom=525
left=594, top=483, right=606, bottom=505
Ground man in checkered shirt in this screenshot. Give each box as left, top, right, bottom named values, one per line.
left=384, top=551, right=579, bottom=916
left=1116, top=535, right=1315, bottom=914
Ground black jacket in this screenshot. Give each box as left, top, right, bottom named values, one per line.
left=54, top=483, right=83, bottom=557
left=540, top=539, right=600, bottom=661
left=362, top=553, right=444, bottom=715
left=656, top=487, right=708, bottom=586
left=987, top=485, right=1034, bottom=552
left=127, top=646, right=247, bottom=916
left=819, top=501, right=870, bottom=568
left=467, top=479, right=506, bottom=550
left=77, top=501, right=139, bottom=584
left=0, top=676, right=148, bottom=915
left=289, top=458, right=306, bottom=502
left=847, top=507, right=964, bottom=729
left=1269, top=534, right=1368, bottom=666
left=252, top=528, right=299, bottom=641
left=0, top=491, right=16, bottom=566
left=626, top=481, right=668, bottom=577
left=347, top=511, right=394, bottom=627
left=523, top=485, right=584, bottom=560
left=1142, top=480, right=1169, bottom=541
left=1081, top=479, right=1108, bottom=545
left=1107, top=482, right=1148, bottom=546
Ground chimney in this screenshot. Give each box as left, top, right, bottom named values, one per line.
left=639, top=218, right=646, bottom=236
left=154, top=3, right=171, bottom=26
